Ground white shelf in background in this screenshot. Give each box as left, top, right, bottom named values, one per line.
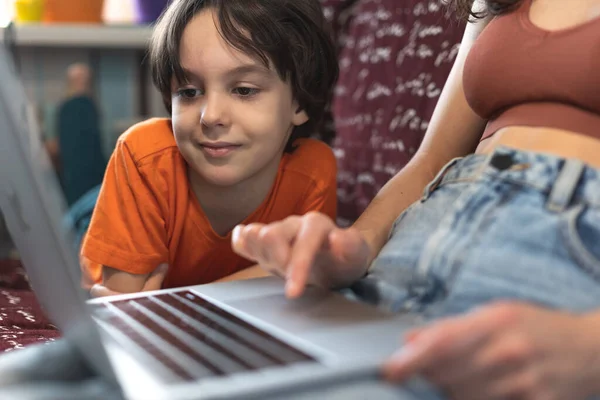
left=0, top=24, right=153, bottom=49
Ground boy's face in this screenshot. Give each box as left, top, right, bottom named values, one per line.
left=171, top=9, right=308, bottom=188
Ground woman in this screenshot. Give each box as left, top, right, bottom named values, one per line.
left=232, top=0, right=600, bottom=398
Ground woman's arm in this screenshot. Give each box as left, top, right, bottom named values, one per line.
left=355, top=7, right=492, bottom=263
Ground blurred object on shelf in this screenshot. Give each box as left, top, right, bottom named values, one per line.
left=0, top=0, right=11, bottom=27
left=133, top=0, right=168, bottom=24
left=102, top=0, right=134, bottom=25
left=13, top=0, right=44, bottom=23
left=43, top=0, right=104, bottom=23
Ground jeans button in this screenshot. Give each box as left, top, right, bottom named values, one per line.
left=490, top=153, right=514, bottom=170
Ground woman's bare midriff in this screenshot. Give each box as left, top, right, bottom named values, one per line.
left=474, top=126, right=600, bottom=169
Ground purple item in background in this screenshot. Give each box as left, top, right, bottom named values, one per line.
left=133, top=0, right=168, bottom=24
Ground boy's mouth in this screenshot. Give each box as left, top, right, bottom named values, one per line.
left=198, top=142, right=242, bottom=158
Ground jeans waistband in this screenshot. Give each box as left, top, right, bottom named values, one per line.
left=423, top=147, right=600, bottom=210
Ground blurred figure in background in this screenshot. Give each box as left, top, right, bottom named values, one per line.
left=55, top=63, right=106, bottom=206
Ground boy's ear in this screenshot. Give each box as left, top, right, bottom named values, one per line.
left=292, top=105, right=309, bottom=126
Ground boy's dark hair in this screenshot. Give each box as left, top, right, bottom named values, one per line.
left=149, top=0, right=339, bottom=152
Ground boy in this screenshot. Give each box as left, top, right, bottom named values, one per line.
left=81, top=0, right=339, bottom=296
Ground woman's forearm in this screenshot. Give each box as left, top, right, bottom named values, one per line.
left=353, top=155, right=441, bottom=265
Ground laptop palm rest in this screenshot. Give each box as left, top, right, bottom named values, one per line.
left=223, top=286, right=418, bottom=363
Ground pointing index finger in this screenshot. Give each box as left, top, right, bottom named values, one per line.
left=285, top=213, right=334, bottom=298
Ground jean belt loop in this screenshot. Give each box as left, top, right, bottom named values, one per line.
left=421, top=157, right=462, bottom=202
left=547, top=158, right=585, bottom=212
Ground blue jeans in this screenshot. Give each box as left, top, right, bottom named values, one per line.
left=355, top=146, right=600, bottom=317
left=346, top=147, right=600, bottom=399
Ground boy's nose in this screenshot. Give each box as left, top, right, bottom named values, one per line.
left=200, top=94, right=229, bottom=128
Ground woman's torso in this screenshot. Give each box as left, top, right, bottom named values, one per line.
left=468, top=0, right=600, bottom=162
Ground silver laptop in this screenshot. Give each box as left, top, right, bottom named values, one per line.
left=0, top=44, right=418, bottom=399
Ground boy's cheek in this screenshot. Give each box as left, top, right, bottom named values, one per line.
left=171, top=104, right=200, bottom=130
left=170, top=99, right=183, bottom=116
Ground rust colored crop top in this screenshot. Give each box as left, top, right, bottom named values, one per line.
left=463, top=0, right=600, bottom=141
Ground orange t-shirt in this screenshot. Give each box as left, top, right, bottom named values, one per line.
left=80, top=118, right=337, bottom=289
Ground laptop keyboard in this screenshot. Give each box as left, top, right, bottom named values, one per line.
left=91, top=290, right=316, bottom=382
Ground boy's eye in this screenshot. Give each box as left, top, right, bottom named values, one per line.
left=233, top=87, right=259, bottom=97
left=176, top=88, right=202, bottom=99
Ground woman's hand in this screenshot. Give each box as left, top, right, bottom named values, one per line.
left=383, top=302, right=600, bottom=400
left=232, top=212, right=371, bottom=298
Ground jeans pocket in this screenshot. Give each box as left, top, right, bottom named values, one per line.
left=388, top=201, right=421, bottom=239
left=562, top=204, right=600, bottom=283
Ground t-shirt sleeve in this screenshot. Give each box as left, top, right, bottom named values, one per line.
left=81, top=139, right=168, bottom=275
left=296, top=145, right=338, bottom=219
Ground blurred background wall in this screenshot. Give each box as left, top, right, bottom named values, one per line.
left=0, top=0, right=169, bottom=157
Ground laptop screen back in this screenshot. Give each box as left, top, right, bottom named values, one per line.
left=0, top=43, right=119, bottom=386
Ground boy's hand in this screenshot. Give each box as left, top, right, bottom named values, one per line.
left=231, top=212, right=371, bottom=298
left=90, top=264, right=169, bottom=298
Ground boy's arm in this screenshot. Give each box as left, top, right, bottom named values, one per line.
left=81, top=133, right=169, bottom=294
left=214, top=265, right=270, bottom=283
left=90, top=264, right=168, bottom=297
left=102, top=266, right=150, bottom=293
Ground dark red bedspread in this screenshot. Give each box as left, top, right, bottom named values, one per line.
left=0, top=259, right=61, bottom=352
